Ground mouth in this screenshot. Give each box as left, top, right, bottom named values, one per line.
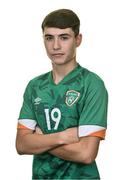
left=51, top=53, right=65, bottom=57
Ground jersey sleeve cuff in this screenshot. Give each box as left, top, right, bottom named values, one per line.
left=78, top=125, right=106, bottom=139
left=17, top=119, right=37, bottom=130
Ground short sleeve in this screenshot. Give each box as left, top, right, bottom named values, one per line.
left=17, top=81, right=37, bottom=130
left=78, top=74, right=108, bottom=139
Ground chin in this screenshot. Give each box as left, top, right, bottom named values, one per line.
left=52, top=61, right=65, bottom=66
left=51, top=59, right=66, bottom=65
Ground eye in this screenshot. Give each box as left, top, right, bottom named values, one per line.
left=45, top=36, right=54, bottom=41
left=60, top=36, right=69, bottom=41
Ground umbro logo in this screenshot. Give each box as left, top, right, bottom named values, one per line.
left=34, top=97, right=42, bottom=105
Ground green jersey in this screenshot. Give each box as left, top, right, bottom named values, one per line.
left=18, top=64, right=108, bottom=179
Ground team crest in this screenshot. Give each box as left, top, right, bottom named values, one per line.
left=65, top=90, right=80, bottom=106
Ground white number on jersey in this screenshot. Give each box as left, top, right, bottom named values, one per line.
left=44, top=108, right=61, bottom=130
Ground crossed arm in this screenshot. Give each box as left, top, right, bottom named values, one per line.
left=16, top=127, right=100, bottom=164
left=49, top=136, right=100, bottom=163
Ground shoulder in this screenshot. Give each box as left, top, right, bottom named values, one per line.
left=24, top=72, right=50, bottom=93
left=27, top=72, right=50, bottom=87
left=81, top=67, right=106, bottom=91
left=80, top=67, right=106, bottom=89
left=79, top=67, right=108, bottom=106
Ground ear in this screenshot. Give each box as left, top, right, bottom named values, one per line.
left=76, top=34, right=82, bottom=47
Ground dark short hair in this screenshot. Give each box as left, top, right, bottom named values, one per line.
left=41, top=9, right=80, bottom=36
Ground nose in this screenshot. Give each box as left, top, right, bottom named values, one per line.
left=53, top=38, right=61, bottom=50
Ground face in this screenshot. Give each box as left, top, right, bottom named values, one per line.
left=43, top=27, right=82, bottom=66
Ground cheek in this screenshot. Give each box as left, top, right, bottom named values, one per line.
left=66, top=43, right=76, bottom=56
left=44, top=43, right=51, bottom=54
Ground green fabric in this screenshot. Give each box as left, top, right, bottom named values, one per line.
left=19, top=64, right=108, bottom=179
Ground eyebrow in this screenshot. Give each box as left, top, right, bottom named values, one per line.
left=44, top=33, right=71, bottom=37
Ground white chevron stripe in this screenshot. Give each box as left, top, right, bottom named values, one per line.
left=78, top=125, right=106, bottom=137
left=18, top=119, right=37, bottom=130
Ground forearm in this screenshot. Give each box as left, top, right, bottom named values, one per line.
left=16, top=131, right=65, bottom=155
left=49, top=137, right=100, bottom=164
left=16, top=127, right=79, bottom=155
left=49, top=142, right=83, bottom=162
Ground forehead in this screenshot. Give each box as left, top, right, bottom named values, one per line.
left=43, top=27, right=74, bottom=36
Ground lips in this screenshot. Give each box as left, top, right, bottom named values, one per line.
left=52, top=53, right=64, bottom=57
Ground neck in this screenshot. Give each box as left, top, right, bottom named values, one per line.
left=52, top=60, right=78, bottom=84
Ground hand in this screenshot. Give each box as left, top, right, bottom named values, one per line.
left=35, top=126, right=43, bottom=134
left=60, top=127, right=79, bottom=145
left=35, top=126, right=79, bottom=145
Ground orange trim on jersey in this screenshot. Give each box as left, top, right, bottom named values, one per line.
left=17, top=123, right=29, bottom=129
left=89, top=129, right=106, bottom=139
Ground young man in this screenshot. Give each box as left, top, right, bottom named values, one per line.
left=16, top=9, right=108, bottom=179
